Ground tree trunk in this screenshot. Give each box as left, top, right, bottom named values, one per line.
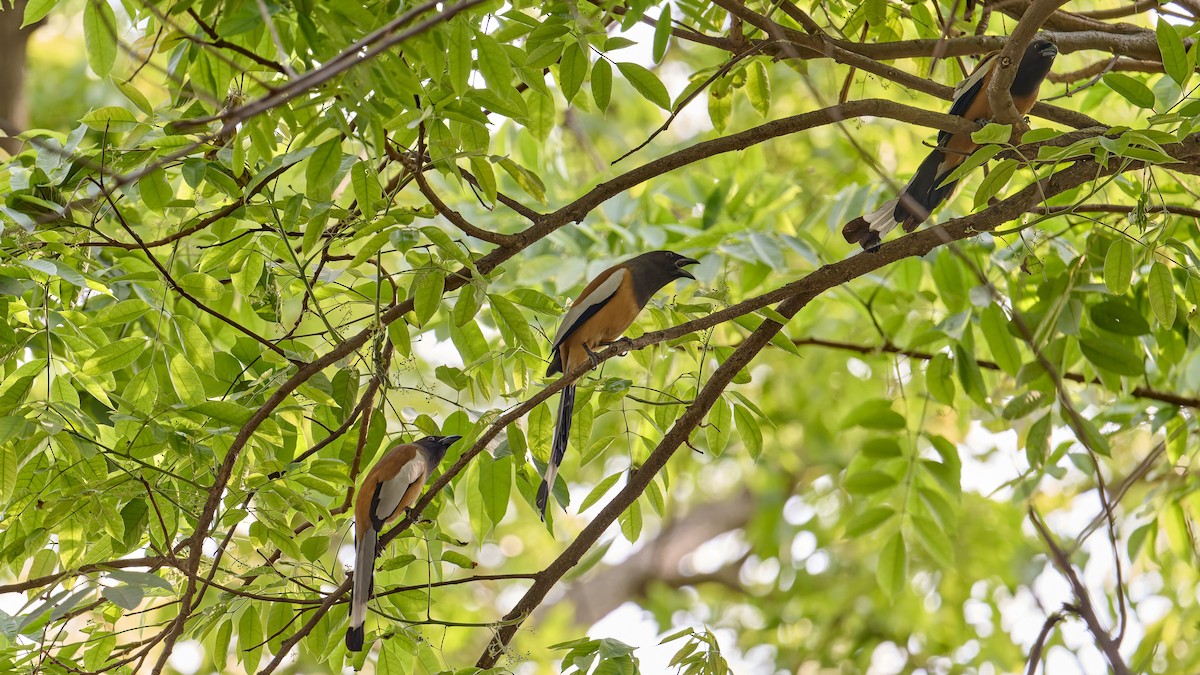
left=0, top=0, right=35, bottom=155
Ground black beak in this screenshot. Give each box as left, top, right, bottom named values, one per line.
left=676, top=257, right=700, bottom=280
left=436, top=435, right=462, bottom=449
left=1039, top=43, right=1058, bottom=58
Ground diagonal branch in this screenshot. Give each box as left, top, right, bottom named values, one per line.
left=986, top=0, right=1072, bottom=124
left=1028, top=509, right=1130, bottom=675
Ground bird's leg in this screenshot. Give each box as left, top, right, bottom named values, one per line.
left=584, top=346, right=603, bottom=368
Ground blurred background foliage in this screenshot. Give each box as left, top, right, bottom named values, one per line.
left=0, top=0, right=1198, bottom=673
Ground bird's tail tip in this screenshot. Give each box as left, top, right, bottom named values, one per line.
left=345, top=625, right=365, bottom=652
left=842, top=217, right=883, bottom=252
left=535, top=481, right=550, bottom=521
left=842, top=216, right=868, bottom=244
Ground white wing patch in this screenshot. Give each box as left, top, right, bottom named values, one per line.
left=551, top=268, right=626, bottom=349
left=953, top=53, right=996, bottom=102
left=865, top=198, right=900, bottom=235
left=373, top=455, right=427, bottom=522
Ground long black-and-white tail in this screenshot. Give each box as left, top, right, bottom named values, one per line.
left=345, top=526, right=377, bottom=651
left=536, top=383, right=575, bottom=520
left=842, top=148, right=957, bottom=251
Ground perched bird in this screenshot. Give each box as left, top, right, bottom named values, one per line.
left=345, top=434, right=461, bottom=652
left=843, top=39, right=1059, bottom=250
left=537, top=250, right=699, bottom=520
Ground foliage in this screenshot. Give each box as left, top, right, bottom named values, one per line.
left=1, top=0, right=1199, bottom=674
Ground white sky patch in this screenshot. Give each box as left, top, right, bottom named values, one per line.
left=167, top=640, right=204, bottom=675
left=412, top=333, right=464, bottom=368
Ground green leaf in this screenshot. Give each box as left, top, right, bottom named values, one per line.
left=845, top=506, right=895, bottom=537
left=103, top=569, right=173, bottom=591
left=377, top=637, right=407, bottom=675
left=979, top=304, right=1021, bottom=376
left=1162, top=503, right=1193, bottom=560
left=704, top=397, right=732, bottom=455
left=448, top=19, right=471, bottom=96
left=618, top=498, right=642, bottom=542
left=1002, top=390, right=1046, bottom=420
left=388, top=319, right=411, bottom=358
left=101, top=585, right=143, bottom=610
left=842, top=398, right=906, bottom=430
left=305, top=138, right=343, bottom=201
left=23, top=0, right=57, bottom=28
left=745, top=60, right=770, bottom=118
left=926, top=353, right=956, bottom=405
left=911, top=514, right=954, bottom=567
left=973, top=158, right=1018, bottom=208
left=238, top=608, right=263, bottom=673
left=468, top=156, right=497, bottom=205
left=971, top=122, right=1012, bottom=145
left=1104, top=73, right=1156, bottom=108
left=1157, top=19, right=1190, bottom=87
left=411, top=269, right=445, bottom=326
left=843, top=469, right=898, bottom=495
left=479, top=454, right=511, bottom=527
left=169, top=352, right=206, bottom=406
left=441, top=551, right=476, bottom=569
left=476, top=32, right=515, bottom=95
left=708, top=85, right=731, bottom=133
left=733, top=404, right=763, bottom=460
left=93, top=299, right=152, bottom=328
left=862, top=437, right=902, bottom=458
left=0, top=445, right=17, bottom=501
left=652, top=5, right=672, bottom=63
left=1079, top=335, right=1144, bottom=376
left=1089, top=300, right=1150, bottom=336
left=1026, top=413, right=1051, bottom=466
left=617, top=62, right=671, bottom=110
left=940, top=144, right=1002, bottom=187
left=1103, top=239, right=1134, bottom=295
left=81, top=337, right=146, bottom=375
left=1148, top=261, right=1177, bottom=326
left=592, top=59, right=612, bottom=112
left=579, top=471, right=623, bottom=512
left=559, top=42, right=588, bottom=104
left=497, top=157, right=546, bottom=203
left=877, top=532, right=906, bottom=598
left=178, top=272, right=223, bottom=301
left=138, top=168, right=173, bottom=213
left=80, top=106, right=137, bottom=132
left=83, top=0, right=118, bottom=77
left=954, top=344, right=988, bottom=406
left=489, top=293, right=538, bottom=352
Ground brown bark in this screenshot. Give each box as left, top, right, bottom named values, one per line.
left=0, top=0, right=35, bottom=155
left=563, top=491, right=756, bottom=626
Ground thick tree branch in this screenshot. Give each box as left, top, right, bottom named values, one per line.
left=986, top=0, right=1072, bottom=124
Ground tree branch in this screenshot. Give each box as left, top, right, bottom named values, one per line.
left=1028, top=509, right=1130, bottom=675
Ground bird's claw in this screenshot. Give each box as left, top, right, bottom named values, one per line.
left=585, top=347, right=602, bottom=368
left=607, top=337, right=635, bottom=355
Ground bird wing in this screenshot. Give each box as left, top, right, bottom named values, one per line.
left=952, top=52, right=998, bottom=101
left=366, top=446, right=428, bottom=530
left=550, top=267, right=627, bottom=351
left=940, top=52, right=997, bottom=146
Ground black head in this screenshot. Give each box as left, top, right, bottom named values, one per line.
left=413, top=434, right=461, bottom=464
left=625, top=250, right=700, bottom=306
left=628, top=250, right=700, bottom=280
left=1012, top=39, right=1058, bottom=96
